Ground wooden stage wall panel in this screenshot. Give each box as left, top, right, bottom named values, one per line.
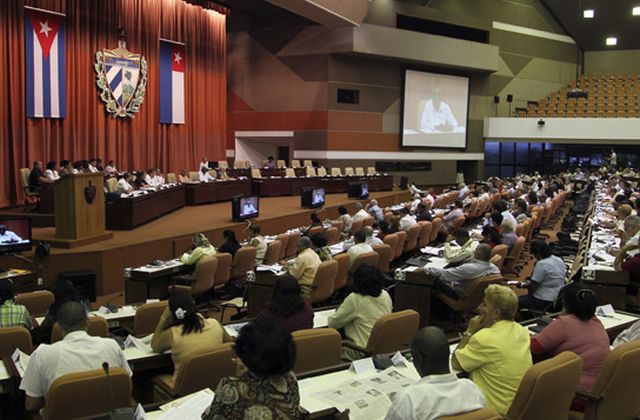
left=23, top=190, right=408, bottom=295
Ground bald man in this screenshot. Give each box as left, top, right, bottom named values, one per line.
left=420, top=88, right=458, bottom=133
left=385, top=326, right=484, bottom=420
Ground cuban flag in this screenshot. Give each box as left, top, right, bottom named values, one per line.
left=24, top=8, right=66, bottom=119
left=159, top=40, right=185, bottom=124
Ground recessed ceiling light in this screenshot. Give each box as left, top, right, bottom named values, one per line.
left=633, top=6, right=640, bottom=15
left=583, top=9, right=595, bottom=18
left=606, top=37, right=618, bottom=46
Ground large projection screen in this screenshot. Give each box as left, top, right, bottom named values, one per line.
left=402, top=70, right=469, bottom=148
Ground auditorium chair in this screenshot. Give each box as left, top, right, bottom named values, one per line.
left=366, top=167, right=376, bottom=175
left=330, top=168, right=342, bottom=176
left=166, top=172, right=177, bottom=183
left=250, top=168, right=263, bottom=179
left=355, top=167, right=364, bottom=176
left=569, top=341, right=640, bottom=420
left=189, top=171, right=199, bottom=182
left=285, top=168, right=295, bottom=178
left=131, top=300, right=168, bottom=336
left=382, top=233, right=399, bottom=259
left=316, top=166, right=327, bottom=176
left=230, top=247, right=256, bottom=281
left=503, top=236, right=526, bottom=276
left=16, top=290, right=54, bottom=317
left=350, top=218, right=364, bottom=234
left=429, top=217, right=443, bottom=243
left=285, top=231, right=301, bottom=259
left=372, top=244, right=393, bottom=274
left=344, top=167, right=354, bottom=176
left=19, top=168, right=39, bottom=202
left=276, top=233, right=289, bottom=260
left=507, top=351, right=582, bottom=420
left=490, top=244, right=508, bottom=272
left=233, top=160, right=244, bottom=169
left=342, top=310, right=419, bottom=358
left=437, top=273, right=503, bottom=319
left=417, top=221, right=432, bottom=249
left=292, top=328, right=342, bottom=374
left=0, top=326, right=33, bottom=356
left=403, top=224, right=422, bottom=254
left=170, top=254, right=217, bottom=300
left=306, top=167, right=317, bottom=177
left=490, top=254, right=502, bottom=269
left=438, top=408, right=502, bottom=420
left=308, top=259, right=338, bottom=305
left=276, top=159, right=286, bottom=168
left=330, top=220, right=344, bottom=234
left=324, top=226, right=339, bottom=245
left=208, top=169, right=217, bottom=179
left=306, top=226, right=323, bottom=238
left=332, top=253, right=350, bottom=294
left=218, top=160, right=228, bottom=169
left=393, top=231, right=407, bottom=260
left=263, top=240, right=282, bottom=266
left=361, top=215, right=374, bottom=228
left=105, top=177, right=118, bottom=192
left=349, top=252, right=379, bottom=276
left=153, top=343, right=236, bottom=402
left=212, top=253, right=232, bottom=291
left=303, top=159, right=313, bottom=167
left=292, top=159, right=301, bottom=168
left=447, top=216, right=466, bottom=235
left=51, top=317, right=109, bottom=343
left=44, top=367, right=132, bottom=420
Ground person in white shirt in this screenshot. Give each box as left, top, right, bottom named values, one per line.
left=144, top=169, right=158, bottom=187
left=0, top=225, right=24, bottom=243
left=43, top=161, right=60, bottom=181
left=363, top=226, right=383, bottom=247
left=385, top=326, right=485, bottom=420
left=248, top=224, right=267, bottom=265
left=242, top=201, right=258, bottom=216
left=420, top=88, right=459, bottom=133
left=399, top=208, right=417, bottom=232
left=352, top=202, right=369, bottom=221
left=20, top=301, right=131, bottom=415
left=116, top=173, right=134, bottom=193
left=346, top=230, right=374, bottom=267
left=409, top=193, right=422, bottom=213
left=87, top=158, right=99, bottom=173
left=104, top=160, right=118, bottom=175
left=199, top=157, right=210, bottom=171
left=458, top=183, right=470, bottom=200
left=198, top=166, right=215, bottom=182
left=366, top=199, right=384, bottom=224
left=152, top=168, right=165, bottom=186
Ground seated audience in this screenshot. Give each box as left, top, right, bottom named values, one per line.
left=410, top=193, right=422, bottom=212
left=0, top=279, right=32, bottom=329
left=133, top=171, right=149, bottom=189
left=32, top=280, right=90, bottom=345
left=366, top=199, right=384, bottom=224
left=259, top=275, right=313, bottom=333
left=178, top=168, right=191, bottom=183
left=116, top=173, right=134, bottom=193
left=363, top=226, right=383, bottom=246
left=441, top=200, right=464, bottom=232
left=426, top=244, right=500, bottom=299
left=286, top=237, right=321, bottom=297
left=452, top=284, right=532, bottom=415
left=479, top=225, right=501, bottom=248
left=517, top=240, right=566, bottom=311
left=95, top=158, right=104, bottom=172
left=180, top=232, right=216, bottom=266
left=87, top=158, right=99, bottom=173
left=104, top=160, right=117, bottom=175
left=310, top=233, right=332, bottom=262
left=20, top=302, right=131, bottom=415
left=415, top=202, right=433, bottom=222
left=352, top=202, right=369, bottom=221
left=59, top=160, right=73, bottom=175
left=152, top=292, right=232, bottom=387
left=301, top=213, right=323, bottom=236
left=500, top=221, right=518, bottom=252
left=614, top=215, right=640, bottom=259
left=347, top=230, right=374, bottom=267
left=494, top=200, right=518, bottom=228
left=530, top=283, right=609, bottom=410
left=199, top=157, right=209, bottom=171
left=218, top=229, right=241, bottom=257
left=512, top=198, right=529, bottom=224
left=201, top=318, right=300, bottom=419
left=385, top=326, right=485, bottom=420
left=399, top=208, right=418, bottom=231
left=335, top=205, right=353, bottom=237
left=376, top=220, right=393, bottom=240
left=264, top=155, right=276, bottom=169
left=198, top=166, right=215, bottom=182
left=248, top=224, right=267, bottom=265
left=328, top=264, right=392, bottom=360
left=389, top=215, right=401, bottom=234
left=43, top=161, right=60, bottom=181
left=444, top=228, right=478, bottom=265
left=217, top=166, right=230, bottom=181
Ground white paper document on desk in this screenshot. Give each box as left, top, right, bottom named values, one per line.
left=313, top=367, right=414, bottom=420
left=256, top=264, right=284, bottom=274
left=12, top=349, right=31, bottom=378
left=158, top=388, right=214, bottom=419
left=125, top=334, right=154, bottom=353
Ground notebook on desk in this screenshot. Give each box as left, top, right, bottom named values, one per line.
left=404, top=255, right=431, bottom=267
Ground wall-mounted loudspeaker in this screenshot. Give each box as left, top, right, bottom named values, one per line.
left=506, top=94, right=513, bottom=103
left=493, top=96, right=500, bottom=104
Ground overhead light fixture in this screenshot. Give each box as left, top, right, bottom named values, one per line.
left=633, top=6, right=640, bottom=15
left=606, top=37, right=618, bottom=46
left=583, top=9, right=595, bottom=18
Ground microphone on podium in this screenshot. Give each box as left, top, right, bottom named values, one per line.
left=102, top=362, right=134, bottom=420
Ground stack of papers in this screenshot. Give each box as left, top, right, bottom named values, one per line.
left=157, top=388, right=215, bottom=419
left=420, top=246, right=442, bottom=256
left=125, top=334, right=154, bottom=353
left=256, top=264, right=284, bottom=274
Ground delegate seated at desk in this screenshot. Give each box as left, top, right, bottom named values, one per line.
left=419, top=88, right=459, bottom=133
left=286, top=237, right=321, bottom=297
left=180, top=232, right=216, bottom=266
left=20, top=302, right=131, bottom=415
left=0, top=279, right=32, bottom=329
left=198, top=167, right=215, bottom=182
left=444, top=228, right=478, bottom=265
left=0, top=224, right=23, bottom=243
left=385, top=326, right=484, bottom=420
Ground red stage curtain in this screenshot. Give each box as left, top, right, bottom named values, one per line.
left=0, top=0, right=226, bottom=207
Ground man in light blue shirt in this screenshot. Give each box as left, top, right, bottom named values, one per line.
left=518, top=240, right=566, bottom=311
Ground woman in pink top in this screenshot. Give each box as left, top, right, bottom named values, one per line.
left=530, top=283, right=610, bottom=410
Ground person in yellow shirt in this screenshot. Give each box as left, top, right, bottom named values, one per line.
left=452, top=284, right=531, bottom=415
left=179, top=232, right=216, bottom=267
left=285, top=236, right=321, bottom=297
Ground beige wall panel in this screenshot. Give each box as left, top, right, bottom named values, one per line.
left=328, top=82, right=401, bottom=113
left=585, top=50, right=640, bottom=75
left=516, top=57, right=577, bottom=84
left=491, top=30, right=577, bottom=63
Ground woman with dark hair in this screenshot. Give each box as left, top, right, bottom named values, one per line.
left=151, top=292, right=232, bottom=388
left=327, top=264, right=392, bottom=360
left=377, top=220, right=391, bottom=240
left=0, top=279, right=32, bottom=329
left=301, top=213, right=323, bottom=236
left=310, top=233, right=332, bottom=262
left=218, top=229, right=241, bottom=257
left=531, top=283, right=609, bottom=410
left=43, top=161, right=60, bottom=180
left=259, top=275, right=313, bottom=333
left=479, top=225, right=501, bottom=249
left=517, top=240, right=566, bottom=311
left=202, top=318, right=300, bottom=419
left=32, top=280, right=90, bottom=344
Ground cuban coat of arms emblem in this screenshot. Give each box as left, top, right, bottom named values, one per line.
left=94, top=44, right=147, bottom=118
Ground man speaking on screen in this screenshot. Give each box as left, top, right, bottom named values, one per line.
left=420, top=88, right=459, bottom=133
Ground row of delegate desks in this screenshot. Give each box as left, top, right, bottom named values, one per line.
left=252, top=174, right=394, bottom=197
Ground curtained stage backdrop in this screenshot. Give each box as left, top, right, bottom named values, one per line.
left=0, top=0, right=227, bottom=207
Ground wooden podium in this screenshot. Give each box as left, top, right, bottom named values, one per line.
left=50, top=173, right=113, bottom=248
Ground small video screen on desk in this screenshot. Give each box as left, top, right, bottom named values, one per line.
left=301, top=187, right=325, bottom=209
left=402, top=69, right=469, bottom=148
left=348, top=182, right=369, bottom=199
left=0, top=217, right=32, bottom=254
left=232, top=195, right=259, bottom=221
